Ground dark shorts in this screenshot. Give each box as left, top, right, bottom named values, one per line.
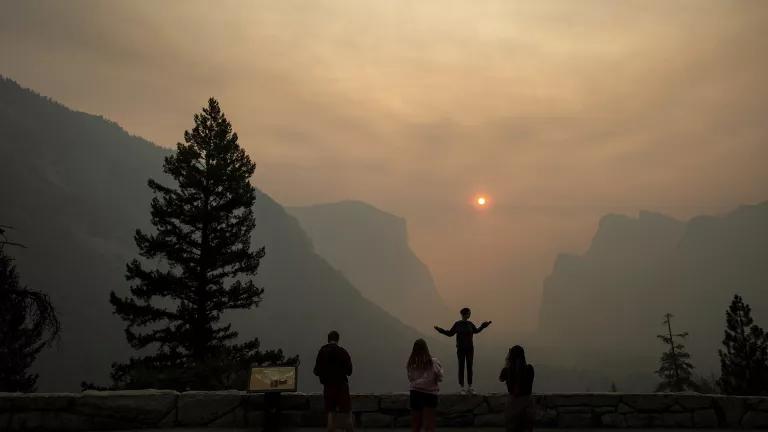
left=410, top=390, right=438, bottom=410
left=323, top=382, right=351, bottom=413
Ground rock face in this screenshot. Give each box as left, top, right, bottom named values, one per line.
left=538, top=204, right=768, bottom=379
left=2, top=391, right=768, bottom=430
left=0, top=77, right=439, bottom=393
left=288, top=201, right=450, bottom=330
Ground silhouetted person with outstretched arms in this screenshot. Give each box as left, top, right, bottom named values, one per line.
left=434, top=307, right=491, bottom=393
left=314, top=330, right=354, bottom=432
left=499, top=345, right=535, bottom=432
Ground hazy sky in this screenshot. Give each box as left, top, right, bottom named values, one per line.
left=2, top=0, right=767, bottom=333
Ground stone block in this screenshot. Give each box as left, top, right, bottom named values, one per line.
left=534, top=406, right=558, bottom=427
left=675, top=394, right=714, bottom=410
left=282, top=392, right=311, bottom=410
left=548, top=393, right=620, bottom=407
left=11, top=393, right=79, bottom=412
left=595, top=406, right=615, bottom=414
left=559, top=405, right=591, bottom=413
left=306, top=393, right=324, bottom=412
left=10, top=411, right=91, bottom=431
left=475, top=413, right=505, bottom=427
left=714, top=396, right=746, bottom=427
left=359, top=412, right=393, bottom=428
left=0, top=394, right=16, bottom=413
left=742, top=410, right=768, bottom=429
left=157, top=408, right=177, bottom=428
left=474, top=400, right=490, bottom=414
left=600, top=413, right=626, bottom=428
left=380, top=393, right=409, bottom=411
left=660, top=412, right=693, bottom=427
left=299, top=409, right=326, bottom=427
left=486, top=394, right=507, bottom=412
left=558, top=412, right=593, bottom=428
left=394, top=415, right=411, bottom=428
left=245, top=410, right=264, bottom=427
left=177, top=390, right=243, bottom=426
left=436, top=413, right=473, bottom=427
left=1, top=413, right=9, bottom=431
left=616, top=403, right=634, bottom=414
left=75, top=390, right=177, bottom=424
left=89, top=416, right=144, bottom=430
left=693, top=409, right=719, bottom=428
left=278, top=410, right=304, bottom=427
left=756, top=398, right=768, bottom=411
left=622, top=394, right=674, bottom=411
left=625, top=412, right=652, bottom=427
left=669, top=403, right=685, bottom=412
left=207, top=406, right=246, bottom=427
left=437, top=393, right=485, bottom=414
left=351, top=394, right=379, bottom=412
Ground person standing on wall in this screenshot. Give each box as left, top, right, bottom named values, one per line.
left=314, top=330, right=354, bottom=432
left=434, top=307, right=491, bottom=394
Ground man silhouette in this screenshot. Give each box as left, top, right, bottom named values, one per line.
left=314, top=330, right=354, bottom=432
left=435, top=307, right=491, bottom=394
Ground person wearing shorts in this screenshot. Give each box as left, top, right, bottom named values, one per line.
left=407, top=339, right=443, bottom=432
left=314, top=330, right=353, bottom=432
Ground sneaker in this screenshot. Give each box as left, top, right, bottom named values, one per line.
left=459, top=387, right=467, bottom=394
left=467, top=386, right=475, bottom=395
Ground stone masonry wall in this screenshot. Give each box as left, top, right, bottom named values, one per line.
left=2, top=391, right=768, bottom=430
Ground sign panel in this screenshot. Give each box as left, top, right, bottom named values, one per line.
left=249, top=366, right=298, bottom=392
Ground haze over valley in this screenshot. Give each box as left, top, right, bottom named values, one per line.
left=2, top=0, right=768, bottom=395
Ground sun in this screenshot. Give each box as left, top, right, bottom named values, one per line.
left=474, top=195, right=490, bottom=208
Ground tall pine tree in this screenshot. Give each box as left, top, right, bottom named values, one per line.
left=0, top=226, right=60, bottom=392
left=718, top=294, right=768, bottom=395
left=110, top=99, right=294, bottom=390
left=655, top=313, right=698, bottom=392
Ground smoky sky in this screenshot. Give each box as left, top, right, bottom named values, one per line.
left=2, top=0, right=767, bottom=335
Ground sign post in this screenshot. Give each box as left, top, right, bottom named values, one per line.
left=248, top=366, right=298, bottom=431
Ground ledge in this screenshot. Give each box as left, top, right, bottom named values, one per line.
left=1, top=391, right=767, bottom=430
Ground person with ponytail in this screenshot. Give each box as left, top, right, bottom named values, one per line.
left=499, top=345, right=535, bottom=432
left=407, top=339, right=444, bottom=432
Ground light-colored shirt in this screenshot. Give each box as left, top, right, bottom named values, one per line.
left=408, top=357, right=444, bottom=394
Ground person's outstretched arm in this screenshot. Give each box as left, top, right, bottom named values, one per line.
left=434, top=322, right=457, bottom=336
left=474, top=321, right=492, bottom=333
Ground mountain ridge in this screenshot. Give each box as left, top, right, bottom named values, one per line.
left=0, top=76, right=448, bottom=392
left=288, top=200, right=451, bottom=330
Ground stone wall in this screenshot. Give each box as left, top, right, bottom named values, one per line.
left=2, top=391, right=768, bottom=430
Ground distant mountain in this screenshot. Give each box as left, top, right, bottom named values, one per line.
left=289, top=201, right=450, bottom=330
left=538, top=204, right=768, bottom=380
left=0, top=77, right=448, bottom=392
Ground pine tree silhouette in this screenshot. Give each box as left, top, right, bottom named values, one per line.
left=0, top=226, right=60, bottom=392
left=655, top=313, right=698, bottom=392
left=109, top=99, right=295, bottom=390
left=717, top=294, right=768, bottom=395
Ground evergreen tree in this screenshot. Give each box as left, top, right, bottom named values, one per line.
left=0, top=226, right=60, bottom=392
left=109, top=99, right=295, bottom=390
left=655, top=313, right=698, bottom=392
left=717, top=294, right=768, bottom=395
